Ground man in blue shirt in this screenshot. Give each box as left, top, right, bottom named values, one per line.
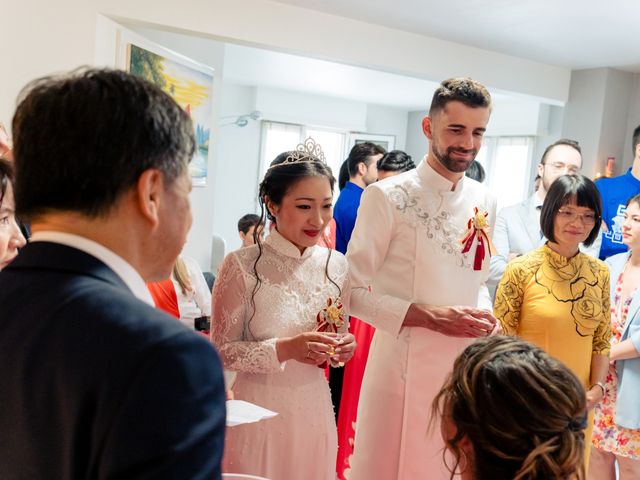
left=334, top=142, right=385, bottom=254
left=597, top=125, right=640, bottom=259
left=330, top=142, right=384, bottom=417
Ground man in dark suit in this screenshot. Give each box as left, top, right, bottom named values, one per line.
left=0, top=69, right=226, bottom=479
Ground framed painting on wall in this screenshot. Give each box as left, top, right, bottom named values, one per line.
left=116, top=30, right=214, bottom=187
left=347, top=132, right=396, bottom=153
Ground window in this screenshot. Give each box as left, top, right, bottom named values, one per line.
left=476, top=137, right=535, bottom=212
left=260, top=121, right=347, bottom=199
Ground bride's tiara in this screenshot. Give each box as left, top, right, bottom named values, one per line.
left=268, top=137, right=326, bottom=169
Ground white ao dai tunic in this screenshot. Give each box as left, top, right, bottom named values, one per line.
left=211, top=230, right=349, bottom=480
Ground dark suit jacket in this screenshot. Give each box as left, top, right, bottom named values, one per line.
left=0, top=242, right=226, bottom=479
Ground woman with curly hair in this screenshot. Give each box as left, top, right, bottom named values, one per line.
left=494, top=174, right=610, bottom=462
left=433, top=335, right=587, bottom=479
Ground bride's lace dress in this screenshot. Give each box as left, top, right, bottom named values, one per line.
left=211, top=230, right=349, bottom=479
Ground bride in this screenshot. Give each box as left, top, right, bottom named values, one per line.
left=211, top=139, right=356, bottom=479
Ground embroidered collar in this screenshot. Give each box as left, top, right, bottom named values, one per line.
left=417, top=157, right=464, bottom=193
left=542, top=243, right=581, bottom=266
left=265, top=228, right=316, bottom=260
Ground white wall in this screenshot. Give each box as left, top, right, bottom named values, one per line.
left=484, top=97, right=543, bottom=137
left=2, top=0, right=96, bottom=126
left=530, top=105, right=565, bottom=187
left=562, top=68, right=637, bottom=177
left=404, top=111, right=428, bottom=163
left=365, top=104, right=408, bottom=151
left=599, top=69, right=635, bottom=174
left=624, top=75, right=640, bottom=168
left=215, top=84, right=261, bottom=253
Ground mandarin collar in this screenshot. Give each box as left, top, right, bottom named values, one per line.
left=417, top=157, right=464, bottom=193
left=264, top=228, right=315, bottom=260
left=542, top=243, right=581, bottom=266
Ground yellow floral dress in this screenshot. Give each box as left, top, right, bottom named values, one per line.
left=494, top=244, right=611, bottom=452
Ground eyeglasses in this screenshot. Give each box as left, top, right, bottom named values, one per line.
left=556, top=209, right=599, bottom=226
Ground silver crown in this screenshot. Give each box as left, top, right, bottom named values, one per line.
left=269, top=137, right=326, bottom=169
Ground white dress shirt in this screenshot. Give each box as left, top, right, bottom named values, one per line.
left=30, top=231, right=154, bottom=305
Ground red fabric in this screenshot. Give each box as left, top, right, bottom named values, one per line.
left=146, top=279, right=180, bottom=319
left=336, top=316, right=375, bottom=479
left=318, top=219, right=336, bottom=249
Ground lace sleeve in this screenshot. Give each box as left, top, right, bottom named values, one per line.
left=592, top=266, right=612, bottom=355
left=210, top=253, right=283, bottom=374
left=493, top=260, right=529, bottom=335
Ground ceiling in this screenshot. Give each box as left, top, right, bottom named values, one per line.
left=271, top=0, right=640, bottom=71
left=223, top=43, right=443, bottom=110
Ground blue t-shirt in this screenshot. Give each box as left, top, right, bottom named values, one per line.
left=333, top=182, right=364, bottom=254
left=596, top=168, right=640, bottom=259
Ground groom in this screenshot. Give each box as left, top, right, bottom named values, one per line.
left=347, top=77, right=498, bottom=479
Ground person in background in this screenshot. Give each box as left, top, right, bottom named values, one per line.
left=0, top=68, right=226, bottom=479
left=211, top=139, right=356, bottom=479
left=495, top=174, right=610, bottom=466
left=238, top=213, right=264, bottom=248
left=464, top=159, right=485, bottom=183
left=338, top=159, right=349, bottom=191
left=597, top=125, right=640, bottom=260
left=336, top=147, right=414, bottom=478
left=334, top=142, right=385, bottom=254
left=433, top=336, right=587, bottom=480
left=591, top=193, right=640, bottom=479
left=489, top=139, right=600, bottom=289
left=376, top=149, right=416, bottom=181
left=331, top=141, right=385, bottom=424
left=0, top=159, right=26, bottom=269
left=172, top=255, right=211, bottom=332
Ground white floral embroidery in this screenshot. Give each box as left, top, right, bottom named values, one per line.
left=388, top=183, right=486, bottom=269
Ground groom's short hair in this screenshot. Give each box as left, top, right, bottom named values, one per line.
left=429, top=77, right=492, bottom=116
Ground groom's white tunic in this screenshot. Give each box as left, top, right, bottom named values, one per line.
left=347, top=160, right=496, bottom=480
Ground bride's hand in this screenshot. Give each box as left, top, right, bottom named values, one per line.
left=276, top=332, right=340, bottom=366
left=326, top=332, right=356, bottom=366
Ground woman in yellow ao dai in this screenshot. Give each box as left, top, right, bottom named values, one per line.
left=494, top=175, right=611, bottom=457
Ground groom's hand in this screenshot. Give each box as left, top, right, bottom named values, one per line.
left=404, top=303, right=498, bottom=338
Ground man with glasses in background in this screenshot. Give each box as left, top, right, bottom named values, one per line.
left=488, top=139, right=601, bottom=288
